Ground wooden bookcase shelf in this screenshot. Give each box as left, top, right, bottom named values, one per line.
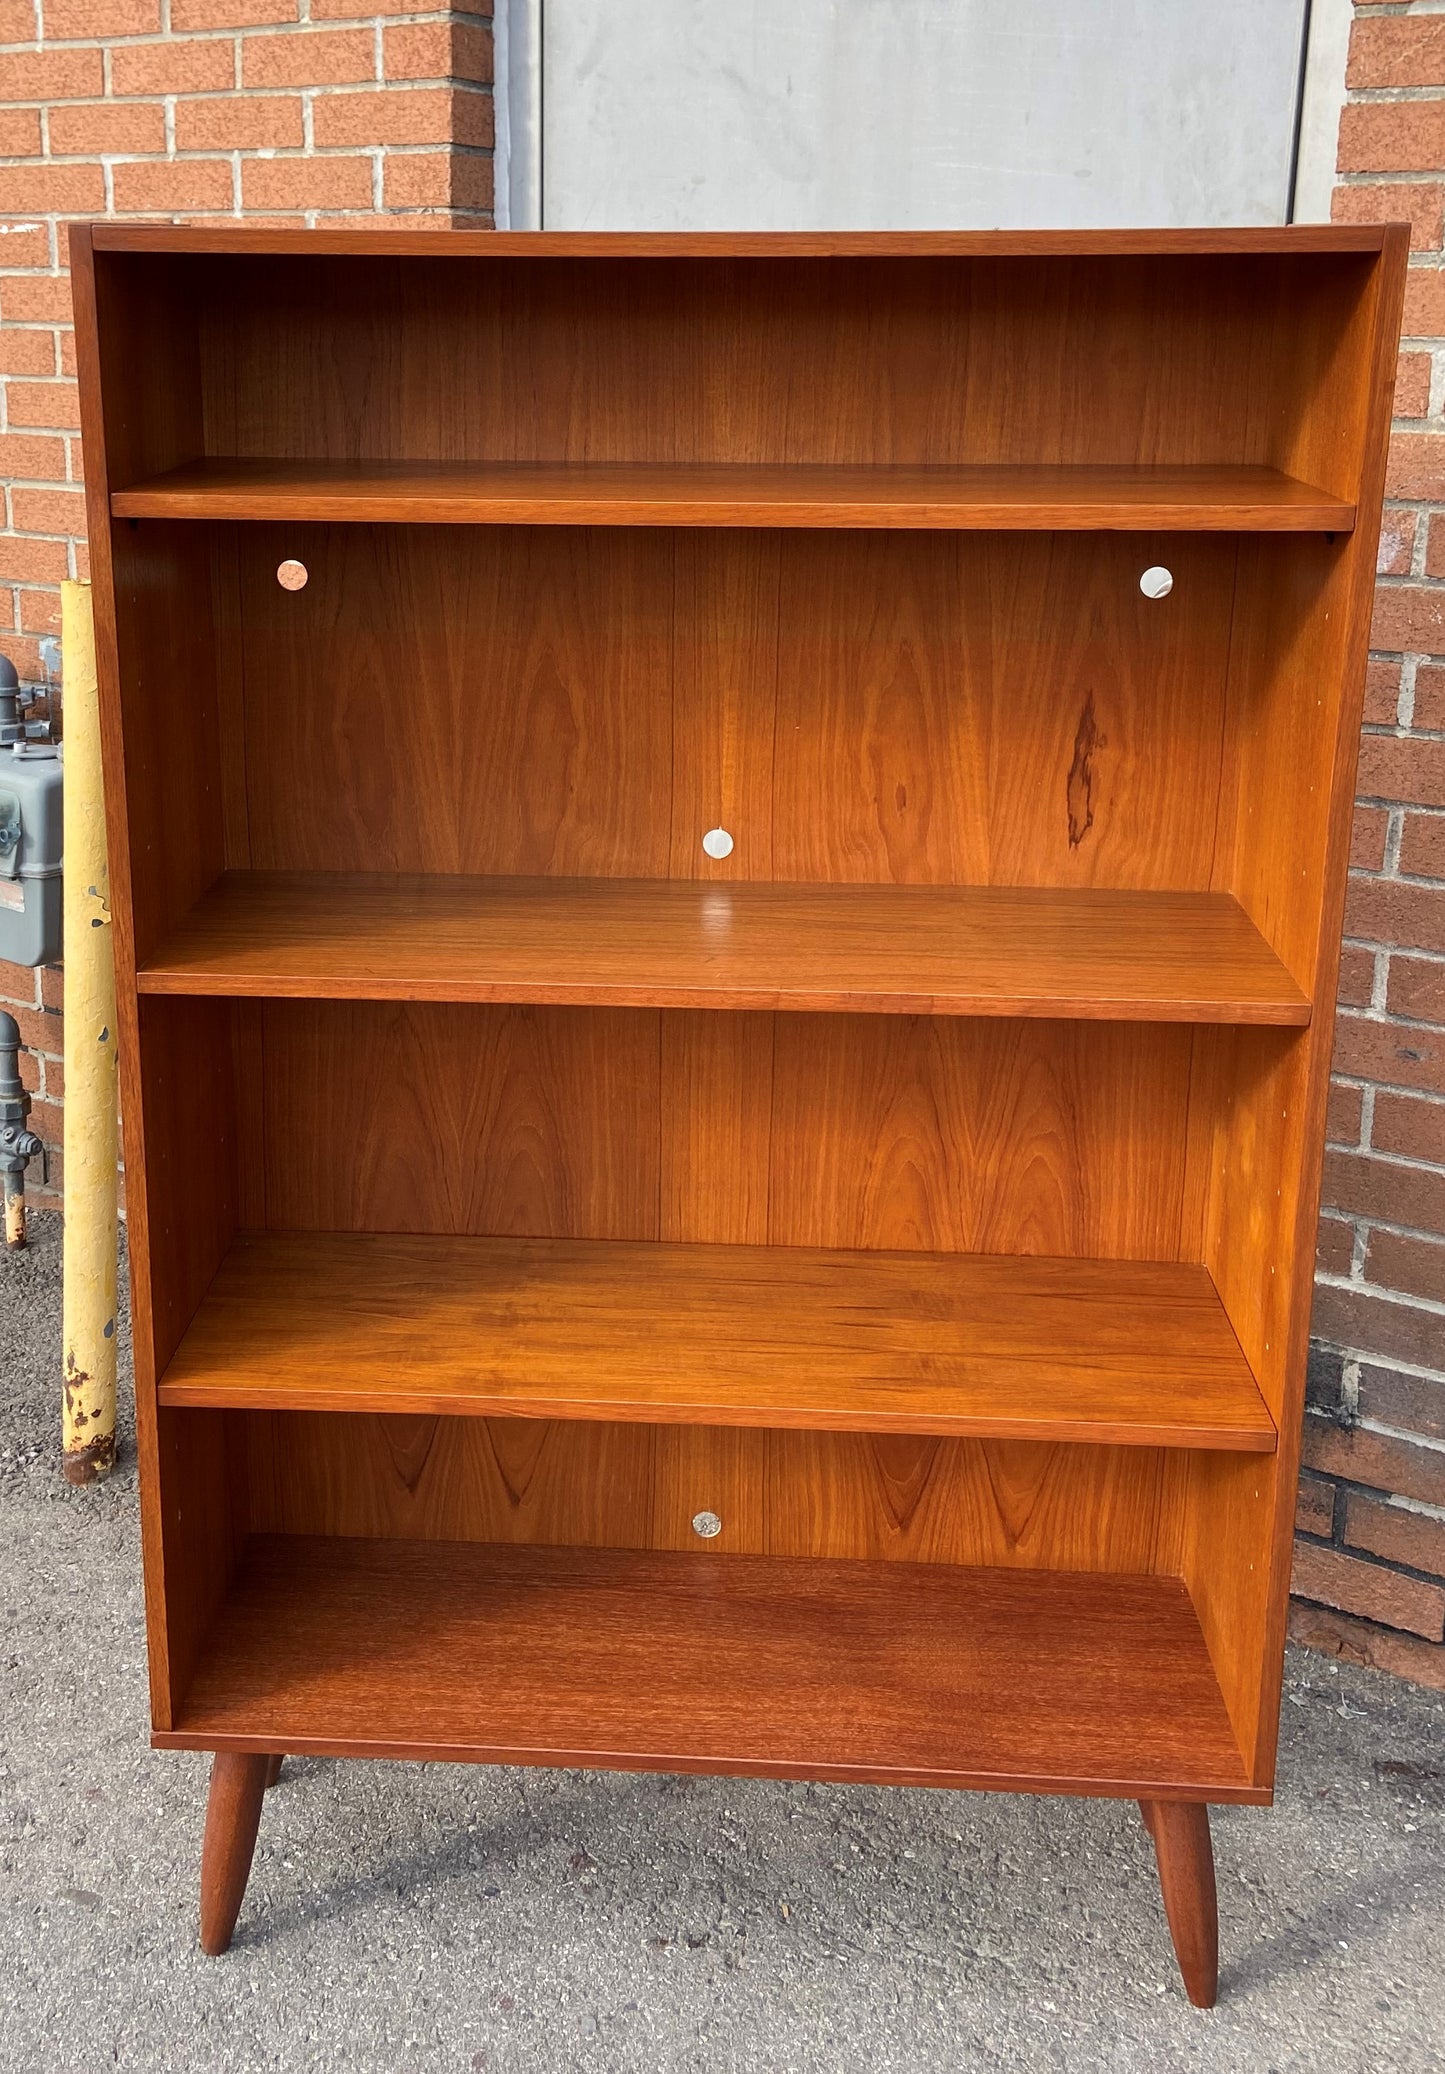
left=73, top=224, right=1404, bottom=1994
left=159, top=1537, right=1255, bottom=1801
left=110, top=456, right=1355, bottom=531
left=137, top=873, right=1311, bottom=1023
left=156, top=1231, right=1275, bottom=1452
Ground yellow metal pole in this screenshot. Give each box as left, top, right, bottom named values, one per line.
left=60, top=578, right=118, bottom=1485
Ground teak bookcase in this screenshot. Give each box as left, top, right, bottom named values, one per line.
left=72, top=224, right=1404, bottom=2000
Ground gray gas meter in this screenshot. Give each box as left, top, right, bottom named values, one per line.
left=0, top=656, right=62, bottom=968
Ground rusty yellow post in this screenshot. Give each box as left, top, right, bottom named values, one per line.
left=60, top=577, right=118, bottom=1486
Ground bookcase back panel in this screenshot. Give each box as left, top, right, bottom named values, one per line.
left=223, top=523, right=1244, bottom=893
left=240, top=1411, right=1179, bottom=1577
left=255, top=1001, right=1197, bottom=1263
left=156, top=250, right=1375, bottom=486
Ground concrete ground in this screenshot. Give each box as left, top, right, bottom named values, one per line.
left=2, top=1214, right=1443, bottom=2074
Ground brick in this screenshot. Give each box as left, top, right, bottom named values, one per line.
left=58, top=331, right=75, bottom=380
left=1313, top=1281, right=1445, bottom=1369
left=243, top=27, right=373, bottom=87
left=4, top=110, right=43, bottom=158
left=1289, top=1599, right=1445, bottom=1691
left=1400, top=270, right=1444, bottom=342
left=0, top=331, right=55, bottom=378
left=1351, top=806, right=1390, bottom=874
left=0, top=534, right=68, bottom=584
left=1323, top=1147, right=1445, bottom=1232
left=1331, top=1012, right=1445, bottom=1096
left=1368, top=1227, right=1445, bottom=1305
left=1366, top=661, right=1404, bottom=728
left=1387, top=433, right=1445, bottom=503
left=1346, top=874, right=1445, bottom=951
left=1333, top=179, right=1445, bottom=253
left=0, top=165, right=106, bottom=215
left=0, top=435, right=64, bottom=483
left=1348, top=16, right=1445, bottom=90
left=110, top=40, right=236, bottom=95
left=1359, top=1362, right=1445, bottom=1445
left=1337, top=942, right=1376, bottom=1007
left=1339, top=101, right=1445, bottom=177
left=449, top=151, right=492, bottom=211
left=312, top=0, right=433, bottom=12
left=44, top=0, right=159, bottom=33
left=1327, top=1079, right=1365, bottom=1147
left=41, top=1051, right=62, bottom=1099
left=384, top=20, right=491, bottom=83
left=0, top=0, right=36, bottom=34
left=0, top=1000, right=60, bottom=1056
left=1377, top=507, right=1418, bottom=574
left=173, top=95, right=303, bottom=151
left=0, top=48, right=103, bottom=100
left=1388, top=954, right=1445, bottom=1022
left=1413, top=660, right=1445, bottom=729
left=0, top=223, right=51, bottom=268
left=1344, top=1491, right=1445, bottom=1586
left=16, top=589, right=61, bottom=636
left=242, top=155, right=373, bottom=210
left=2, top=381, right=78, bottom=431
left=1369, top=583, right=1445, bottom=653
left=0, top=633, right=42, bottom=680
left=1373, top=1087, right=1445, bottom=1165
left=314, top=85, right=449, bottom=147
left=111, top=159, right=235, bottom=215
left=48, top=101, right=168, bottom=156
left=172, top=0, right=295, bottom=22
left=1303, top=1411, right=1445, bottom=1508
left=0, top=278, right=72, bottom=328
left=1296, top=1473, right=1337, bottom=1538
left=1291, top=1536, right=1445, bottom=1638
left=37, top=963, right=62, bottom=1012
left=0, top=960, right=38, bottom=1008
left=1425, top=521, right=1445, bottom=584
left=382, top=150, right=455, bottom=208
left=1355, top=736, right=1445, bottom=807
left=1317, top=1214, right=1356, bottom=1276
left=9, top=487, right=84, bottom=536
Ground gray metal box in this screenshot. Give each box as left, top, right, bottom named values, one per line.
left=0, top=741, right=63, bottom=968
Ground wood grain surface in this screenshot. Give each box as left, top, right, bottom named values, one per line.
left=157, top=1230, right=1274, bottom=1451
left=111, top=457, right=1354, bottom=531
left=161, top=1534, right=1255, bottom=1799
left=138, top=874, right=1311, bottom=1023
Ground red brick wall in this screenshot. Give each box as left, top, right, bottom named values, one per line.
left=1290, top=0, right=1445, bottom=1690
left=0, top=0, right=493, bottom=1205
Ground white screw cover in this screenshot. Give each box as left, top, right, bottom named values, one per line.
left=691, top=1510, right=723, bottom=1538
left=701, top=827, right=734, bottom=860
left=1139, top=565, right=1173, bottom=600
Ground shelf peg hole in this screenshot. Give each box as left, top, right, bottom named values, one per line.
left=1139, top=565, right=1173, bottom=600
left=692, top=1510, right=723, bottom=1539
left=702, top=827, right=734, bottom=861
left=276, top=558, right=308, bottom=592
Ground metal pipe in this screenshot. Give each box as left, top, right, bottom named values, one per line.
left=0, top=1007, right=44, bottom=1248
left=61, top=578, right=118, bottom=1486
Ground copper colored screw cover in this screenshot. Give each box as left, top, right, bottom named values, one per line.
left=277, top=559, right=308, bottom=591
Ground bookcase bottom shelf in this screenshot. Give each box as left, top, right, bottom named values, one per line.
left=160, top=1536, right=1259, bottom=1801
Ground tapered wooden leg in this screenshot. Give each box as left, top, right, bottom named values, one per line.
left=264, top=1754, right=284, bottom=1790
left=200, top=1752, right=271, bottom=1955
left=1138, top=1800, right=1218, bottom=2007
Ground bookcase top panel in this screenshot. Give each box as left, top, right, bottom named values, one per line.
left=85, top=224, right=1397, bottom=261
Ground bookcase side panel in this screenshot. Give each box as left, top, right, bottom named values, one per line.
left=1183, top=238, right=1405, bottom=1784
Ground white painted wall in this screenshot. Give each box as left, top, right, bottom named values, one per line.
left=515, top=0, right=1313, bottom=233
